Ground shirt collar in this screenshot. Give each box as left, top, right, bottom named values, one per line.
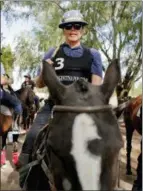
left=62, top=42, right=83, bottom=50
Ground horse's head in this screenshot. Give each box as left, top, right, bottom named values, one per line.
left=42, top=60, right=123, bottom=190
left=15, top=87, right=35, bottom=119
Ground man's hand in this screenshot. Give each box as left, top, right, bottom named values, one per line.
left=0, top=75, right=13, bottom=85
left=92, top=74, right=102, bottom=85
left=45, top=59, right=54, bottom=65
left=1, top=75, right=13, bottom=85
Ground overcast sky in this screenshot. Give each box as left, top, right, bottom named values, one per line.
left=1, top=13, right=34, bottom=50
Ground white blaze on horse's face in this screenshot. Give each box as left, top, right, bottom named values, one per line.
left=62, top=178, right=72, bottom=190
left=71, top=113, right=102, bottom=190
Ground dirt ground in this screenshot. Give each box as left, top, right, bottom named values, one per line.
left=0, top=134, right=24, bottom=190
left=119, top=124, right=141, bottom=190
left=0, top=124, right=141, bottom=190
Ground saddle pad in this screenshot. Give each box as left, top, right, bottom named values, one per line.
left=0, top=105, right=12, bottom=116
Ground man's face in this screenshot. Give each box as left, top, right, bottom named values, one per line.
left=25, top=77, right=30, bottom=82
left=63, top=23, right=84, bottom=43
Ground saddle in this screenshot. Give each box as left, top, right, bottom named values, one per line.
left=0, top=105, right=12, bottom=116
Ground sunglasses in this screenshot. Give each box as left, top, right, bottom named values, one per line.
left=64, top=23, right=83, bottom=30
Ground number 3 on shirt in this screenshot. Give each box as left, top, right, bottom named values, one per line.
left=55, top=58, right=64, bottom=70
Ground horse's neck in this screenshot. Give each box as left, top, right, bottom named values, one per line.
left=130, top=96, right=142, bottom=119
left=15, top=88, right=23, bottom=94
left=15, top=88, right=26, bottom=101
left=16, top=88, right=33, bottom=105
left=132, top=96, right=142, bottom=108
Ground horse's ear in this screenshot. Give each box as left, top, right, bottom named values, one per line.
left=42, top=60, right=66, bottom=101
left=101, top=59, right=121, bottom=103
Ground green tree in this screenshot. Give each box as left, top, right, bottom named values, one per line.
left=14, top=32, right=42, bottom=75
left=70, top=1, right=142, bottom=102
left=2, top=1, right=142, bottom=100
left=1, top=45, right=15, bottom=75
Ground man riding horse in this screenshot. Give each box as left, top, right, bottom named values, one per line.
left=21, top=74, right=35, bottom=90
left=0, top=64, right=22, bottom=118
left=21, top=74, right=40, bottom=112
left=18, top=9, right=103, bottom=189
left=0, top=54, right=23, bottom=166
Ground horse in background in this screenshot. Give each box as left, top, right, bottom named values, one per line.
left=124, top=94, right=142, bottom=175
left=0, top=85, right=39, bottom=133
left=15, top=87, right=36, bottom=130
left=0, top=85, right=38, bottom=166
left=0, top=82, right=15, bottom=136
left=0, top=83, right=19, bottom=166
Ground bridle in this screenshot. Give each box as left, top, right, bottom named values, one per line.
left=51, top=101, right=131, bottom=118
left=52, top=105, right=113, bottom=116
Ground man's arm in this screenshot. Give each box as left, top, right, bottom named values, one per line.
left=92, top=74, right=102, bottom=85
left=1, top=75, right=6, bottom=85
left=90, top=48, right=103, bottom=85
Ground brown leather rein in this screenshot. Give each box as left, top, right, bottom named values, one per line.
left=52, top=105, right=113, bottom=114
left=52, top=100, right=131, bottom=116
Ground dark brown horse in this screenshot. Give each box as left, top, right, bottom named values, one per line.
left=15, top=87, right=36, bottom=130
left=124, top=94, right=142, bottom=175
left=23, top=59, right=123, bottom=191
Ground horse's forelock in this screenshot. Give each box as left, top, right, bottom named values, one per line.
left=75, top=79, right=89, bottom=93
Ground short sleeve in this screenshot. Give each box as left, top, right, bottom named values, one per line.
left=90, top=48, right=103, bottom=78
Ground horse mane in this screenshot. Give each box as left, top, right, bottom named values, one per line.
left=15, top=87, right=32, bottom=95
left=15, top=87, right=35, bottom=105
left=15, top=88, right=23, bottom=95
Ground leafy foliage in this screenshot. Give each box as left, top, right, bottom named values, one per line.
left=14, top=32, right=43, bottom=76
left=1, top=45, right=15, bottom=75
left=2, top=1, right=142, bottom=98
